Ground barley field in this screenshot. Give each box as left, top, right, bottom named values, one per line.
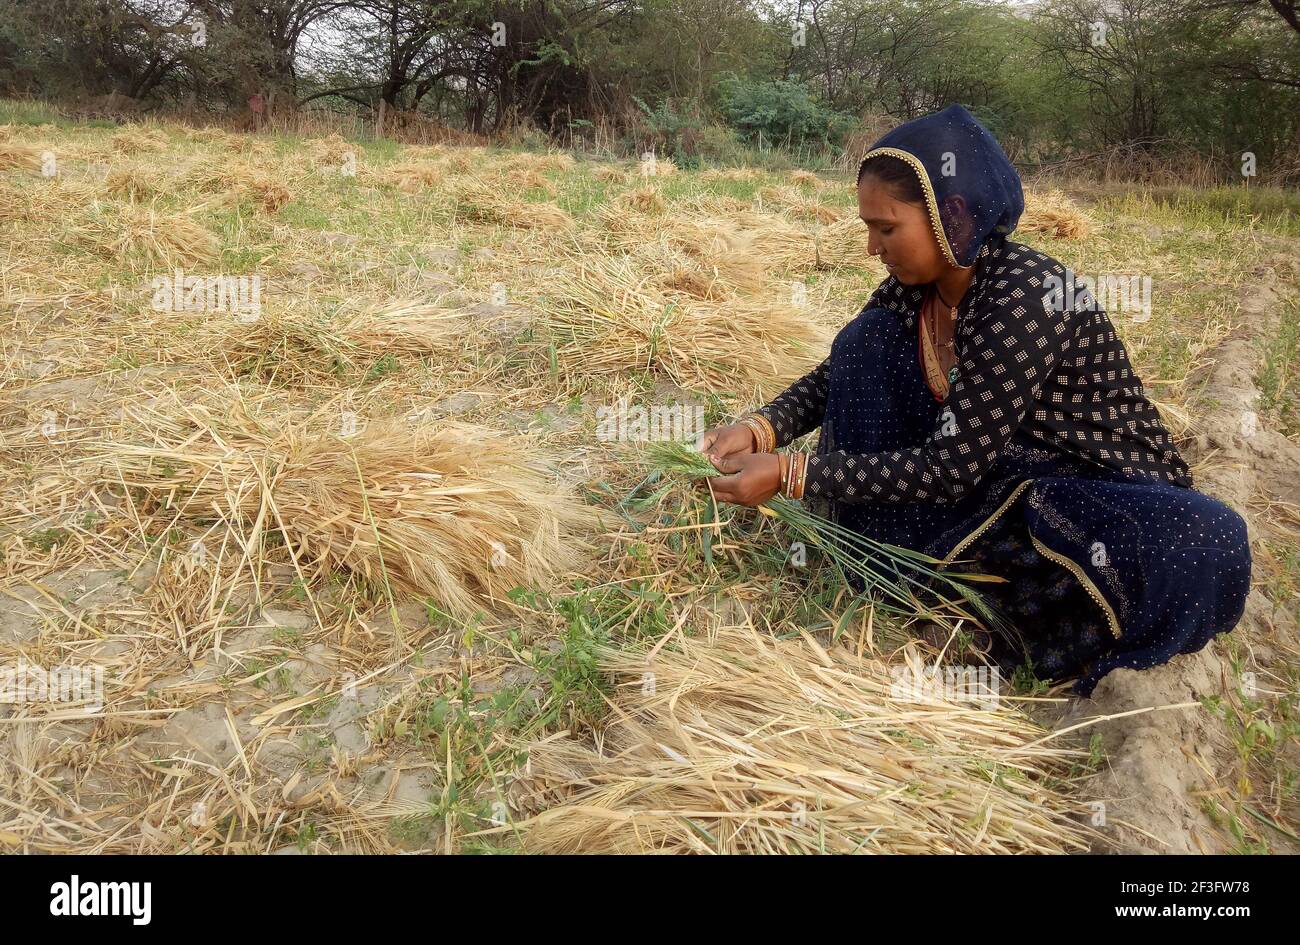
left=1, top=100, right=1296, bottom=854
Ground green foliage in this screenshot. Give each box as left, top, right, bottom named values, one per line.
left=629, top=97, right=742, bottom=167
left=717, top=76, right=853, bottom=149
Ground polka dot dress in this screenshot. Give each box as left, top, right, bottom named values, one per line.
left=758, top=239, right=1191, bottom=504
left=754, top=237, right=1252, bottom=695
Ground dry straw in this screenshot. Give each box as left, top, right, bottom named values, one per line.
left=455, top=178, right=575, bottom=231
left=111, top=126, right=169, bottom=154
left=1021, top=188, right=1096, bottom=240
left=498, top=624, right=1091, bottom=854
left=101, top=399, right=598, bottom=618
left=75, top=203, right=218, bottom=267
left=381, top=160, right=442, bottom=192
left=535, top=252, right=830, bottom=392
left=103, top=164, right=163, bottom=201
left=186, top=159, right=293, bottom=213
left=0, top=141, right=40, bottom=170
left=186, top=300, right=476, bottom=382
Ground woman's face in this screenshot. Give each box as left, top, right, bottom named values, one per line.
left=857, top=176, right=946, bottom=285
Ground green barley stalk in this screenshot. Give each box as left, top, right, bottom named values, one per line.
left=643, top=441, right=1006, bottom=629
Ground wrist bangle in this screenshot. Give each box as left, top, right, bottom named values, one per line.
left=741, top=413, right=776, bottom=453
left=785, top=452, right=807, bottom=500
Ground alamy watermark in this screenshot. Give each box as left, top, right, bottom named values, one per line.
left=1042, top=268, right=1152, bottom=323
left=595, top=402, right=705, bottom=443
left=1, top=661, right=104, bottom=713
left=889, top=663, right=1002, bottom=710
left=151, top=268, right=262, bottom=321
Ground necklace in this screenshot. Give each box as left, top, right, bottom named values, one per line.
left=926, top=287, right=960, bottom=384
left=927, top=288, right=956, bottom=351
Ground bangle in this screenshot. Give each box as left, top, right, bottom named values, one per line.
left=779, top=453, right=791, bottom=496
left=784, top=452, right=807, bottom=500
left=740, top=413, right=776, bottom=453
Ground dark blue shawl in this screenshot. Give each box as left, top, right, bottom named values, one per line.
left=860, top=104, right=1023, bottom=269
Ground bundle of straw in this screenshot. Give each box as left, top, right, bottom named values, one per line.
left=338, top=299, right=476, bottom=354
left=189, top=300, right=472, bottom=380
left=668, top=213, right=867, bottom=275
left=110, top=126, right=169, bottom=154
left=538, top=254, right=829, bottom=393
left=184, top=158, right=293, bottom=212
left=0, top=141, right=40, bottom=170
left=103, top=406, right=597, bottom=616
left=104, top=164, right=163, bottom=201
left=455, top=179, right=575, bottom=231
left=75, top=204, right=218, bottom=267
left=1020, top=188, right=1096, bottom=240
left=700, top=167, right=761, bottom=183
left=381, top=160, right=442, bottom=192
left=644, top=441, right=1001, bottom=627
left=499, top=624, right=1089, bottom=853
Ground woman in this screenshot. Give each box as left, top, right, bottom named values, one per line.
left=700, top=104, right=1251, bottom=696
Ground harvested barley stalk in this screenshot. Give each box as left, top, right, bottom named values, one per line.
left=185, top=300, right=472, bottom=380
left=111, top=126, right=169, bottom=154
left=186, top=159, right=293, bottom=212
left=0, top=141, right=40, bottom=170
left=104, top=407, right=597, bottom=616
left=644, top=441, right=1003, bottom=627
left=538, top=254, right=829, bottom=392
left=455, top=178, right=575, bottom=231
left=1021, top=188, right=1096, bottom=240
left=75, top=203, right=218, bottom=267
left=498, top=624, right=1091, bottom=854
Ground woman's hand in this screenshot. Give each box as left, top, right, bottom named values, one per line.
left=704, top=453, right=782, bottom=506
left=698, top=423, right=756, bottom=463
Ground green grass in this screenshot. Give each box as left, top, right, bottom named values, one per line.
left=1258, top=295, right=1300, bottom=439
left=1096, top=186, right=1300, bottom=238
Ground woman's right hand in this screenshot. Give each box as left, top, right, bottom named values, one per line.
left=699, top=423, right=756, bottom=464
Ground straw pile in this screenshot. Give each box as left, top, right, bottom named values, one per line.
left=536, top=253, right=830, bottom=392
left=186, top=159, right=293, bottom=213
left=103, top=404, right=597, bottom=617
left=382, top=160, right=442, bottom=192
left=455, top=178, right=575, bottom=231
left=701, top=167, right=760, bottom=183
left=504, top=151, right=576, bottom=174
left=104, top=164, right=163, bottom=201
left=0, top=141, right=40, bottom=170
left=75, top=204, right=218, bottom=267
left=603, top=211, right=869, bottom=276
left=1021, top=188, right=1096, bottom=240
left=111, top=126, right=169, bottom=154
left=189, top=301, right=478, bottom=384
left=501, top=625, right=1091, bottom=854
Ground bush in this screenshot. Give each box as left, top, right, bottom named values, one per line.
left=626, top=97, right=742, bottom=168
left=717, top=76, right=853, bottom=149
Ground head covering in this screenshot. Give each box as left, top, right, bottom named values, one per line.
left=859, top=104, right=1023, bottom=269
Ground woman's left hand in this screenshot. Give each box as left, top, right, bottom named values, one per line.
left=703, top=453, right=782, bottom=506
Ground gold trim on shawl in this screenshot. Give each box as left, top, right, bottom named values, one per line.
left=941, top=478, right=1122, bottom=640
